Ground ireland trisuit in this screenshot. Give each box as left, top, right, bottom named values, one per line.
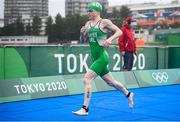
left=87, top=19, right=110, bottom=77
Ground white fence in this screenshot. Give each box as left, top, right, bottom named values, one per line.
left=0, top=36, right=48, bottom=44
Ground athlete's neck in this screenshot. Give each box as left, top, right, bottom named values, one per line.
left=92, top=15, right=101, bottom=22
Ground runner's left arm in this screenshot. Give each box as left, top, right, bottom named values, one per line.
left=101, top=19, right=122, bottom=47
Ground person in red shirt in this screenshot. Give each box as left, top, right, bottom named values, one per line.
left=118, top=17, right=137, bottom=71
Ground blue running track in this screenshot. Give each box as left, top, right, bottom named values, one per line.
left=0, top=85, right=180, bottom=121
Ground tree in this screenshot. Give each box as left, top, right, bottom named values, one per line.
left=15, top=17, right=25, bottom=35
left=2, top=23, right=16, bottom=36
left=110, top=6, right=131, bottom=27
left=25, top=23, right=32, bottom=35
left=64, top=14, right=88, bottom=42
left=54, top=13, right=64, bottom=43
left=170, top=22, right=180, bottom=28
left=32, top=16, right=42, bottom=35
left=119, top=6, right=131, bottom=26
left=101, top=6, right=108, bottom=18
left=112, top=8, right=120, bottom=18
left=111, top=8, right=121, bottom=27
left=45, top=16, right=54, bottom=42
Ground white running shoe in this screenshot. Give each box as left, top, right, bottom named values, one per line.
left=128, top=92, right=134, bottom=109
left=72, top=108, right=88, bottom=116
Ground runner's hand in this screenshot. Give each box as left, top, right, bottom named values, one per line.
left=121, top=51, right=125, bottom=56
left=80, top=26, right=86, bottom=33
left=101, top=40, right=111, bottom=48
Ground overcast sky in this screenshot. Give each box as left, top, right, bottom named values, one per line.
left=0, top=0, right=173, bottom=18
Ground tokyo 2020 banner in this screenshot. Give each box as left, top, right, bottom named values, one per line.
left=0, top=45, right=180, bottom=103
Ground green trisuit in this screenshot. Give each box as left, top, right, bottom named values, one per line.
left=87, top=19, right=110, bottom=77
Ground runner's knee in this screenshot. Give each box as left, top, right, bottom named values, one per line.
left=83, top=77, right=91, bottom=85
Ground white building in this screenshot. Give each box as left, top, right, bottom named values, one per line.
left=65, top=0, right=109, bottom=16
left=21, top=15, right=48, bottom=35
left=4, top=0, right=49, bottom=35
left=4, top=0, right=48, bottom=26
left=108, top=1, right=180, bottom=26
left=0, top=19, right=4, bottom=28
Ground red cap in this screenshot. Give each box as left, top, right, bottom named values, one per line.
left=125, top=17, right=136, bottom=22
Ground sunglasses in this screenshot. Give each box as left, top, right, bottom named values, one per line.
left=87, top=10, right=94, bottom=13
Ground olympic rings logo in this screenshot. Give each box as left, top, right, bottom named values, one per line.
left=152, top=72, right=168, bottom=83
